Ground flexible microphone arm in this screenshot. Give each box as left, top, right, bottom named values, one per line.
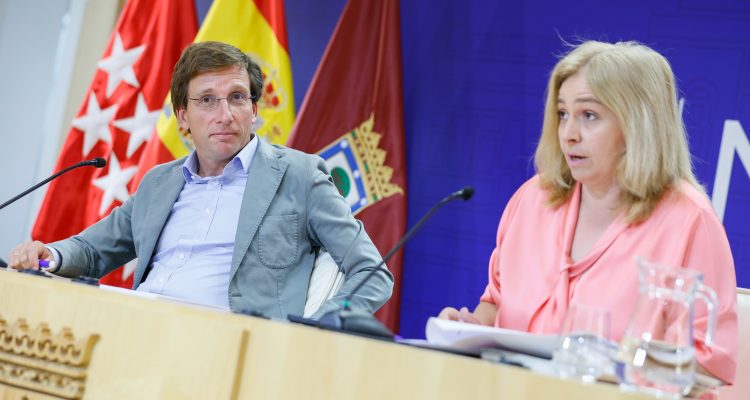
left=0, top=158, right=107, bottom=211
left=0, top=158, right=106, bottom=268
left=317, top=186, right=475, bottom=339
left=344, top=186, right=475, bottom=307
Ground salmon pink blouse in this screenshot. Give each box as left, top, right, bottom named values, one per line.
left=480, top=176, right=738, bottom=383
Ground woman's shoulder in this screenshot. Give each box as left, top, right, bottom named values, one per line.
left=654, top=180, right=719, bottom=223
left=667, top=180, right=713, bottom=212
left=514, top=175, right=546, bottom=199
left=501, top=175, right=553, bottom=219
left=509, top=175, right=566, bottom=208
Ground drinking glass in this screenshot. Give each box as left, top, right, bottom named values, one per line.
left=553, top=303, right=612, bottom=384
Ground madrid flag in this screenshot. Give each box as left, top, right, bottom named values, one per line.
left=287, top=0, right=407, bottom=332
left=32, top=0, right=198, bottom=287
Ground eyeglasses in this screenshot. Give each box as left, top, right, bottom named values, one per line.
left=188, top=92, right=253, bottom=110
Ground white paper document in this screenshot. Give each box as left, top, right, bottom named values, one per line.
left=100, top=285, right=230, bottom=312
left=425, top=317, right=559, bottom=358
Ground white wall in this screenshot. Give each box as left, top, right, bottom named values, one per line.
left=0, top=0, right=118, bottom=262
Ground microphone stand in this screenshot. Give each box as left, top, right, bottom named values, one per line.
left=317, top=186, right=475, bottom=339
left=0, top=158, right=107, bottom=211
left=0, top=158, right=107, bottom=268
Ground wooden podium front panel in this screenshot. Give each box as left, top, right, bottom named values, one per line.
left=0, top=270, right=248, bottom=399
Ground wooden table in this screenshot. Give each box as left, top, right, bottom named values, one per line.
left=0, top=269, right=650, bottom=399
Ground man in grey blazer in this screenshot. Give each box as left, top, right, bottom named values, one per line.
left=9, top=41, right=393, bottom=320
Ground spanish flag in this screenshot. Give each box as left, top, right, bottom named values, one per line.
left=143, top=0, right=296, bottom=174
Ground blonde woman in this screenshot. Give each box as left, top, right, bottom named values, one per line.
left=438, top=40, right=737, bottom=383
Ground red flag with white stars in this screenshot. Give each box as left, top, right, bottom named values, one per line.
left=32, top=0, right=198, bottom=287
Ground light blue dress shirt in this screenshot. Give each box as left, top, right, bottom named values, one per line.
left=136, top=137, right=258, bottom=308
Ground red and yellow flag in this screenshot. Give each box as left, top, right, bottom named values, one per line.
left=287, top=0, right=407, bottom=332
left=153, top=0, right=295, bottom=167
left=32, top=0, right=199, bottom=287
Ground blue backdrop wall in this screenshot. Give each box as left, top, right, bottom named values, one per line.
left=199, top=0, right=750, bottom=338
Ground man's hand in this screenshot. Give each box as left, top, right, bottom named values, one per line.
left=8, top=241, right=53, bottom=271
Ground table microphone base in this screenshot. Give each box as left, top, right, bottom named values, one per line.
left=318, top=308, right=394, bottom=340
left=21, top=269, right=49, bottom=277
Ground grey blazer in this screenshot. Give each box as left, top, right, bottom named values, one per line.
left=51, top=139, right=393, bottom=319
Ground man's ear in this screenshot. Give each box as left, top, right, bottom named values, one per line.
left=176, top=107, right=189, bottom=132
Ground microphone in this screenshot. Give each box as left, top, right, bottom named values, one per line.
left=317, top=186, right=475, bottom=339
left=451, top=186, right=474, bottom=201
left=81, top=158, right=107, bottom=168
left=0, top=157, right=107, bottom=211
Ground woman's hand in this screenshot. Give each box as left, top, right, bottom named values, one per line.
left=437, top=302, right=498, bottom=326
left=438, top=307, right=481, bottom=324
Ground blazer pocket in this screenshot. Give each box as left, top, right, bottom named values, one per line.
left=258, top=214, right=299, bottom=269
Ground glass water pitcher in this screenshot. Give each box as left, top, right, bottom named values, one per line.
left=618, top=258, right=718, bottom=398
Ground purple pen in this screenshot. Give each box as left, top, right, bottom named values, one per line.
left=38, top=260, right=56, bottom=269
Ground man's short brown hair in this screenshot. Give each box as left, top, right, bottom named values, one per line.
left=170, top=41, right=263, bottom=114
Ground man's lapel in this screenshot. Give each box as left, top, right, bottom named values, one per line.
left=133, top=162, right=186, bottom=286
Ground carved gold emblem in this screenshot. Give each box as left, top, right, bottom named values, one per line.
left=318, top=113, right=404, bottom=215
left=0, top=315, right=99, bottom=399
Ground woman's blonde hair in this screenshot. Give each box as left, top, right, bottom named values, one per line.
left=534, top=40, right=702, bottom=223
